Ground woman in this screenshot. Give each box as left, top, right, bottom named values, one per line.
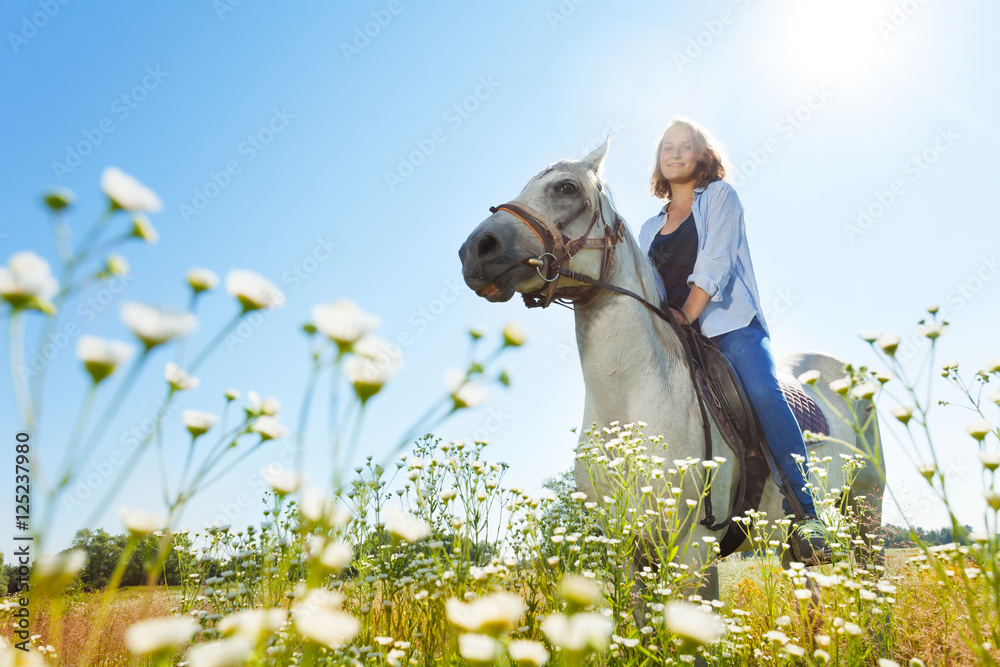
left=638, top=116, right=830, bottom=565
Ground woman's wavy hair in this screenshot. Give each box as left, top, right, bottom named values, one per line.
left=649, top=116, right=732, bottom=200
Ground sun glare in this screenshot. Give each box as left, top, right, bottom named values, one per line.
left=775, top=1, right=889, bottom=85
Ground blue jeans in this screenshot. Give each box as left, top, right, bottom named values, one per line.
left=709, top=315, right=816, bottom=518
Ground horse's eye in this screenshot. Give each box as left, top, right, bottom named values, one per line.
left=559, top=181, right=578, bottom=194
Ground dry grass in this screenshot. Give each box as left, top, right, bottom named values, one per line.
left=1, top=587, right=174, bottom=667
left=4, top=552, right=998, bottom=666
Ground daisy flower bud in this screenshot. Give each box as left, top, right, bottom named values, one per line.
left=502, top=321, right=527, bottom=347
left=130, top=214, right=159, bottom=244
left=102, top=254, right=130, bottom=278
left=43, top=188, right=75, bottom=211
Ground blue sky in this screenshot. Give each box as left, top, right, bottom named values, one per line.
left=2, top=0, right=999, bottom=553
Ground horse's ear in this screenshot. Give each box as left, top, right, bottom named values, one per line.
left=582, top=135, right=610, bottom=175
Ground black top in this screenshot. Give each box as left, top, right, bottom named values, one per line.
left=648, top=211, right=701, bottom=333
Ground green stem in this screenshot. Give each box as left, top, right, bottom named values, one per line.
left=8, top=312, right=35, bottom=431
left=32, top=207, right=115, bottom=408
left=81, top=389, right=176, bottom=529
left=187, top=311, right=244, bottom=374
left=58, top=383, right=98, bottom=487
left=296, top=357, right=322, bottom=479
left=77, top=349, right=150, bottom=459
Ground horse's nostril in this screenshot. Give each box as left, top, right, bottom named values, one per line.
left=477, top=232, right=500, bottom=258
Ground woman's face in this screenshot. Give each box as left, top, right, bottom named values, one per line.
left=658, top=125, right=698, bottom=186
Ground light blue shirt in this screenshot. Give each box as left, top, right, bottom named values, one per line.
left=636, top=180, right=770, bottom=339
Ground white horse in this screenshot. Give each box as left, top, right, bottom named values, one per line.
left=458, top=138, right=884, bottom=597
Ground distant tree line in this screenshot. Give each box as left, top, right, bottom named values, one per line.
left=2, top=529, right=196, bottom=594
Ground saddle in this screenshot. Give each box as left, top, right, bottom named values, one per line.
left=671, top=309, right=830, bottom=558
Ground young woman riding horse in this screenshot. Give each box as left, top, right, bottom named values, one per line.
left=638, top=117, right=831, bottom=564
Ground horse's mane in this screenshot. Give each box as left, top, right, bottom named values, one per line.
left=545, top=160, right=688, bottom=365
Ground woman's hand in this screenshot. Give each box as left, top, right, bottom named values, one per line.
left=675, top=309, right=690, bottom=326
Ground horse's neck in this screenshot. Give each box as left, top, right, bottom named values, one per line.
left=572, top=260, right=698, bottom=441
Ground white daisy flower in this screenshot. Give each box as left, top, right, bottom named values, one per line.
left=797, top=370, right=821, bottom=385
left=185, top=635, right=255, bottom=667
left=383, top=505, right=431, bottom=543
left=876, top=334, right=900, bottom=356
left=318, top=540, right=353, bottom=572
left=446, top=368, right=490, bottom=409
left=119, top=506, right=167, bottom=536
left=664, top=600, right=726, bottom=646
left=76, top=335, right=134, bottom=384
left=101, top=167, right=163, bottom=212
left=541, top=612, right=614, bottom=654
left=890, top=405, right=914, bottom=425
left=121, top=303, right=196, bottom=349
left=246, top=390, right=280, bottom=416
left=344, top=335, right=403, bottom=404
left=165, top=362, right=199, bottom=391
left=225, top=269, right=284, bottom=312
left=125, top=616, right=199, bottom=656
left=979, top=451, right=1000, bottom=471
left=828, top=378, right=851, bottom=396
left=261, top=465, right=302, bottom=495
left=311, top=299, right=381, bottom=350
left=458, top=633, right=501, bottom=665
left=217, top=608, right=287, bottom=638
left=182, top=410, right=218, bottom=438
left=250, top=415, right=289, bottom=441
left=299, top=486, right=351, bottom=528
left=0, top=251, right=59, bottom=313
left=187, top=267, right=219, bottom=294
left=292, top=589, right=360, bottom=650
left=33, top=549, right=87, bottom=588
left=558, top=573, right=603, bottom=608
left=445, top=592, right=526, bottom=636
left=967, top=420, right=993, bottom=442
left=508, top=639, right=550, bottom=666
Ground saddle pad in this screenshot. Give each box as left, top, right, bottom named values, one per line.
left=778, top=377, right=830, bottom=440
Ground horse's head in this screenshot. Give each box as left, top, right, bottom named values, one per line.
left=458, top=137, right=625, bottom=307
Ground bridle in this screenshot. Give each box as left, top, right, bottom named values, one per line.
left=488, top=180, right=627, bottom=309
